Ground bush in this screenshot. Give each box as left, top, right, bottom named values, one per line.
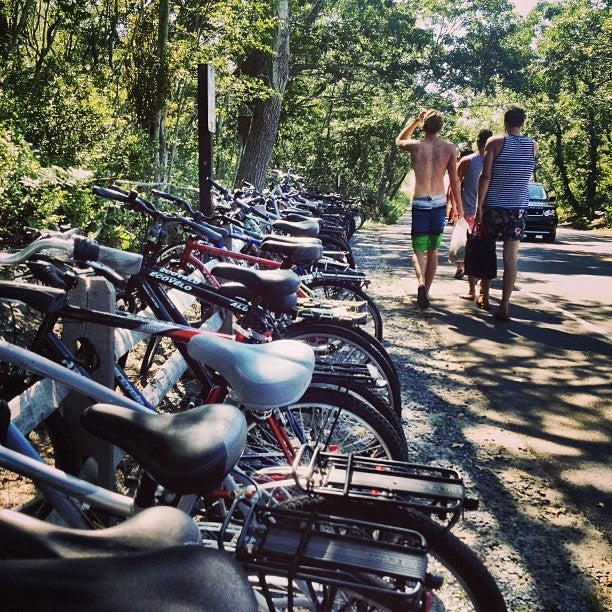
left=0, top=126, right=116, bottom=247
left=380, top=191, right=410, bottom=224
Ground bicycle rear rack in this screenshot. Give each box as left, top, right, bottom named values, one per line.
left=292, top=445, right=468, bottom=518
left=235, top=504, right=426, bottom=608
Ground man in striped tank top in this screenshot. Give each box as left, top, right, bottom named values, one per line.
left=476, top=106, right=538, bottom=322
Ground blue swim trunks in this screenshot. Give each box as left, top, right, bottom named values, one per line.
left=411, top=195, right=447, bottom=252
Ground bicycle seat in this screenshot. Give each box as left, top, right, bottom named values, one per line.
left=281, top=212, right=316, bottom=222
left=280, top=207, right=313, bottom=217
left=0, top=506, right=199, bottom=559
left=215, top=280, right=298, bottom=314
left=82, top=402, right=246, bottom=495
left=0, top=545, right=258, bottom=611
left=261, top=235, right=322, bottom=246
left=212, top=263, right=300, bottom=298
left=186, top=334, right=315, bottom=409
left=271, top=218, right=320, bottom=237
left=259, top=238, right=323, bottom=266
left=0, top=281, right=67, bottom=313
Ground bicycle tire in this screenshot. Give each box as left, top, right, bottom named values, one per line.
left=240, top=387, right=408, bottom=473
left=317, top=234, right=356, bottom=269
left=276, top=495, right=507, bottom=612
left=337, top=322, right=399, bottom=378
left=319, top=381, right=403, bottom=435
left=351, top=208, right=367, bottom=231
left=303, top=279, right=383, bottom=340
left=281, top=321, right=402, bottom=418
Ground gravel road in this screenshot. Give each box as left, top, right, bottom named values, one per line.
left=350, top=214, right=610, bottom=612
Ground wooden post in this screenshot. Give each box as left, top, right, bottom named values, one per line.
left=61, top=277, right=119, bottom=492
left=198, top=63, right=215, bottom=216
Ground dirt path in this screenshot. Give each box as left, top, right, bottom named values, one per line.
left=351, top=214, right=611, bottom=612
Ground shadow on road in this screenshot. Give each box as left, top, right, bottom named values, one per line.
left=352, top=214, right=611, bottom=609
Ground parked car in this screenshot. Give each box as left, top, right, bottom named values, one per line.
left=524, top=181, right=557, bottom=243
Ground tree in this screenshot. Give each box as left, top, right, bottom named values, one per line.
left=234, top=0, right=290, bottom=191
left=525, top=0, right=611, bottom=224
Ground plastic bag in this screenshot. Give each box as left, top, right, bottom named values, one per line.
left=448, top=217, right=470, bottom=263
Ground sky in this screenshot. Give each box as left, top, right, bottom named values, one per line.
left=511, top=0, right=540, bottom=14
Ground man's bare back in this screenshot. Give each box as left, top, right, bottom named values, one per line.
left=396, top=111, right=460, bottom=202
left=404, top=137, right=458, bottom=197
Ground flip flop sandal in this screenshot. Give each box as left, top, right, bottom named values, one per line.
left=476, top=296, right=490, bottom=310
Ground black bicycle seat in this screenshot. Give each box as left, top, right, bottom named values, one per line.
left=0, top=545, right=257, bottom=611
left=82, top=402, right=247, bottom=496
left=272, top=218, right=320, bottom=237
left=259, top=239, right=323, bottom=266
left=0, top=281, right=67, bottom=314
left=212, top=262, right=301, bottom=297
left=0, top=506, right=199, bottom=559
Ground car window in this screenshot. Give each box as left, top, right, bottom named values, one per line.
left=529, top=183, right=547, bottom=200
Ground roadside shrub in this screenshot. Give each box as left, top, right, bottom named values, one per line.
left=0, top=129, right=58, bottom=246
left=0, top=126, right=118, bottom=247
left=381, top=191, right=410, bottom=224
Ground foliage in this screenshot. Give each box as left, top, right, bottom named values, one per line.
left=382, top=190, right=411, bottom=224
left=0, top=0, right=610, bottom=246
left=0, top=126, right=101, bottom=246
left=523, top=0, right=611, bottom=224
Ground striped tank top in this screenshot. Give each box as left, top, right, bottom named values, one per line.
left=483, top=134, right=535, bottom=209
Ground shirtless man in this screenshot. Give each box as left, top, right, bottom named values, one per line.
left=396, top=109, right=462, bottom=309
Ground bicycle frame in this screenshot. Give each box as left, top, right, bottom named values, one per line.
left=0, top=338, right=308, bottom=525
left=164, top=236, right=365, bottom=321
left=2, top=289, right=309, bottom=465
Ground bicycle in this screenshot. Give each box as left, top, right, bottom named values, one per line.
left=0, top=278, right=407, bottom=489
left=0, top=338, right=506, bottom=611
left=149, top=184, right=384, bottom=340
left=89, top=187, right=401, bottom=417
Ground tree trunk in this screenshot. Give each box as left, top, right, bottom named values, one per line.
left=553, top=121, right=580, bottom=216
left=234, top=0, right=289, bottom=191
left=585, top=104, right=599, bottom=220
left=376, top=146, right=398, bottom=211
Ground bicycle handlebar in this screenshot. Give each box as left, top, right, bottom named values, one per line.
left=93, top=186, right=226, bottom=243
left=0, top=236, right=143, bottom=277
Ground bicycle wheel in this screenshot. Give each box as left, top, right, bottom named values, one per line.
left=281, top=322, right=402, bottom=418
left=303, top=279, right=383, bottom=340
left=318, top=234, right=356, bottom=269
left=239, top=387, right=408, bottom=473
left=274, top=495, right=507, bottom=612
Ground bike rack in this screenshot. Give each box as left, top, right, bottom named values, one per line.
left=235, top=503, right=427, bottom=608
left=292, top=444, right=468, bottom=520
